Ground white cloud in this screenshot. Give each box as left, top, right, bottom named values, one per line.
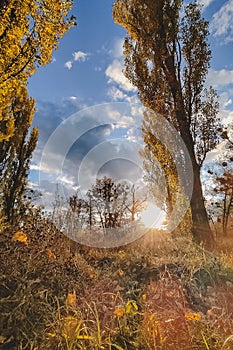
left=112, top=38, right=124, bottom=58
left=105, top=59, right=137, bottom=92
left=69, top=96, right=77, bottom=100
left=205, top=140, right=230, bottom=163
left=107, top=86, right=128, bottom=101
left=206, top=68, right=233, bottom=87
left=224, top=98, right=232, bottom=107
left=56, top=175, right=76, bottom=187
left=64, top=51, right=89, bottom=70
left=64, top=61, right=72, bottom=70
left=221, top=108, right=233, bottom=125
left=210, top=0, right=233, bottom=42
left=197, top=0, right=216, bottom=9
left=73, top=51, right=89, bottom=62
left=104, top=105, right=139, bottom=125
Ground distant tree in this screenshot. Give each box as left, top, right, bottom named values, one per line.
left=0, top=0, right=75, bottom=140
left=206, top=163, right=233, bottom=236
left=52, top=184, right=67, bottom=231
left=126, top=184, right=146, bottom=221
left=0, top=87, right=38, bottom=224
left=68, top=192, right=89, bottom=230
left=113, top=0, right=221, bottom=248
left=86, top=177, right=130, bottom=231
left=215, top=170, right=233, bottom=236
left=85, top=191, right=96, bottom=229
left=205, top=126, right=233, bottom=236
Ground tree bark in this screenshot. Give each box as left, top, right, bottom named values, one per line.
left=164, top=59, right=215, bottom=250
left=191, top=164, right=215, bottom=249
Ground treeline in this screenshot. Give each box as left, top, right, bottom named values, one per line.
left=0, top=1, right=75, bottom=226
left=52, top=177, right=145, bottom=234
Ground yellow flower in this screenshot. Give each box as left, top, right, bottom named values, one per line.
left=141, top=294, right=147, bottom=301
left=118, top=250, right=126, bottom=259
left=12, top=231, right=28, bottom=245
left=66, top=290, right=77, bottom=308
left=185, top=312, right=201, bottom=321
left=114, top=307, right=125, bottom=317
left=118, top=268, right=124, bottom=276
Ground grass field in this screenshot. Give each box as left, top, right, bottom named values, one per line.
left=0, top=210, right=233, bottom=349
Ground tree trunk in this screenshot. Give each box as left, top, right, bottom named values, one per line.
left=164, top=61, right=215, bottom=250
left=190, top=163, right=215, bottom=249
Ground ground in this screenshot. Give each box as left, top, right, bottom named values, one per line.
left=0, top=209, right=233, bottom=349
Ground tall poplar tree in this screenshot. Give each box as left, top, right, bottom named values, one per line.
left=0, top=87, right=38, bottom=224
left=113, top=0, right=221, bottom=248
left=0, top=0, right=75, bottom=141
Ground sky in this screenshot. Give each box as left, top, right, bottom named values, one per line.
left=28, top=0, right=233, bottom=212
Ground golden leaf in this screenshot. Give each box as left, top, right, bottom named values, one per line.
left=46, top=248, right=56, bottom=260
left=12, top=231, right=28, bottom=245
left=125, top=300, right=139, bottom=315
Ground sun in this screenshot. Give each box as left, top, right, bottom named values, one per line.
left=140, top=202, right=166, bottom=229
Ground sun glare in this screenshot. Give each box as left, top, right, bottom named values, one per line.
left=140, top=202, right=166, bottom=229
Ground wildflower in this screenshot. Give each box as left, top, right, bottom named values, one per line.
left=142, top=294, right=147, bottom=301
left=185, top=312, right=201, bottom=321
left=114, top=307, right=125, bottom=317
left=118, top=250, right=126, bottom=259
left=46, top=248, right=56, bottom=260
left=12, top=231, right=28, bottom=245
left=66, top=290, right=77, bottom=308
left=118, top=268, right=124, bottom=276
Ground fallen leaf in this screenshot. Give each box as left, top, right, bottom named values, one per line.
left=12, top=231, right=28, bottom=245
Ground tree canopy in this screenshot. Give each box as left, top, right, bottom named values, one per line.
left=0, top=87, right=38, bottom=223
left=0, top=0, right=75, bottom=141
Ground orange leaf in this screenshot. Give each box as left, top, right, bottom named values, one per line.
left=12, top=231, right=28, bottom=245
left=118, top=268, right=124, bottom=276
left=46, top=248, right=56, bottom=260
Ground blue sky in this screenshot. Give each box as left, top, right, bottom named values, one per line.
left=28, top=0, right=233, bottom=207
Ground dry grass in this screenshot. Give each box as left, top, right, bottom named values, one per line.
left=0, top=209, right=233, bottom=349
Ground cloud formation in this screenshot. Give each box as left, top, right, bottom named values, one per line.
left=111, top=38, right=124, bottom=58
left=64, top=61, right=72, bottom=70
left=197, top=0, right=216, bottom=9
left=31, top=100, right=144, bottom=207
left=64, top=50, right=89, bottom=69
left=210, top=0, right=233, bottom=42
left=73, top=51, right=89, bottom=62
left=207, top=68, right=233, bottom=87
left=105, top=59, right=137, bottom=92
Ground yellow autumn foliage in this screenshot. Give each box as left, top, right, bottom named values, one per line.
left=185, top=312, right=202, bottom=321
left=12, top=231, right=28, bottom=245
left=0, top=0, right=75, bottom=141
